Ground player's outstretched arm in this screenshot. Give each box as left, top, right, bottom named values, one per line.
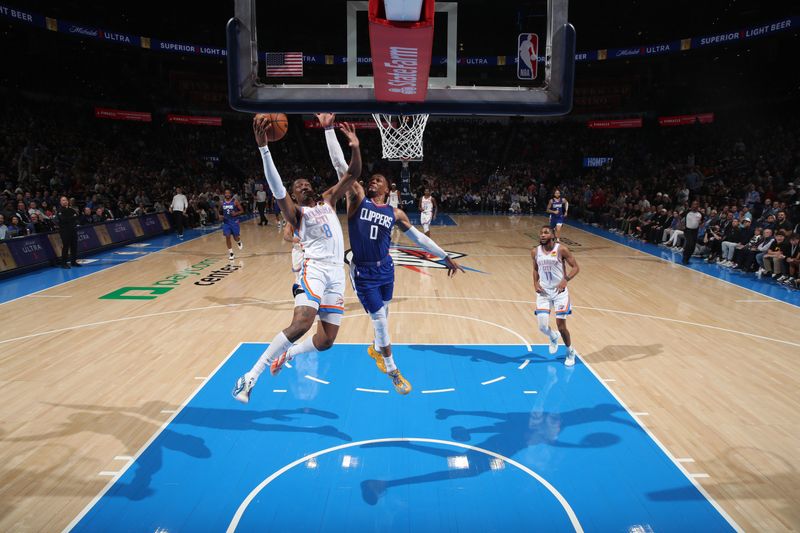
left=556, top=244, right=579, bottom=293
left=395, top=208, right=464, bottom=277
left=318, top=112, right=364, bottom=210
left=317, top=113, right=348, bottom=181
left=253, top=115, right=301, bottom=228
left=323, top=123, right=362, bottom=206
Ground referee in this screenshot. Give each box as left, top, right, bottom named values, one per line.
left=682, top=200, right=703, bottom=265
left=56, top=196, right=80, bottom=269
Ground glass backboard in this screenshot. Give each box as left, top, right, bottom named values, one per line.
left=227, top=0, right=574, bottom=116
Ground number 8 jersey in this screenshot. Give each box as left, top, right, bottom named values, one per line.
left=298, top=203, right=345, bottom=264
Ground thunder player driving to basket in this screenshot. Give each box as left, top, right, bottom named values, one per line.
left=532, top=225, right=580, bottom=366
left=232, top=116, right=362, bottom=403
left=270, top=112, right=464, bottom=395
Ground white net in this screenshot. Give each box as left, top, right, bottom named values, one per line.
left=371, top=113, right=430, bottom=161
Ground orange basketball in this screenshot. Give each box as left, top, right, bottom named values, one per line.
left=256, top=112, right=288, bottom=141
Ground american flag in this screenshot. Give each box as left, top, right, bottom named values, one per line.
left=265, top=52, right=303, bottom=77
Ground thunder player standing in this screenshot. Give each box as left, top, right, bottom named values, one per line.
left=546, top=188, right=568, bottom=241
left=532, top=225, right=581, bottom=366
left=220, top=189, right=244, bottom=260
left=273, top=113, right=463, bottom=394
left=419, top=189, right=437, bottom=236
left=232, top=117, right=362, bottom=403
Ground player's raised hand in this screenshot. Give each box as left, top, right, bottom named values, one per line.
left=315, top=112, right=336, bottom=128
left=253, top=115, right=269, bottom=147
left=443, top=256, right=465, bottom=278
left=339, top=122, right=360, bottom=148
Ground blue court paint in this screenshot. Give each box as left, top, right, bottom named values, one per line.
left=565, top=220, right=800, bottom=307
left=0, top=224, right=227, bottom=304
left=71, top=344, right=735, bottom=532
left=404, top=213, right=457, bottom=227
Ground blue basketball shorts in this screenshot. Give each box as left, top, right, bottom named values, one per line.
left=349, top=259, right=395, bottom=314
left=223, top=220, right=240, bottom=237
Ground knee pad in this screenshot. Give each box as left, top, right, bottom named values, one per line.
left=369, top=307, right=391, bottom=348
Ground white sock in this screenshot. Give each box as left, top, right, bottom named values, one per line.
left=286, top=336, right=318, bottom=361
left=382, top=353, right=397, bottom=372
left=228, top=248, right=233, bottom=253
left=249, top=332, right=292, bottom=380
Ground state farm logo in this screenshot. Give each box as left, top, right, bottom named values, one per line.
left=385, top=46, right=419, bottom=95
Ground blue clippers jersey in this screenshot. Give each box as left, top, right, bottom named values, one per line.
left=551, top=198, right=565, bottom=217
left=349, top=198, right=394, bottom=263
left=222, top=199, right=237, bottom=222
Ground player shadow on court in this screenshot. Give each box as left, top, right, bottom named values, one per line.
left=583, top=344, right=663, bottom=363
left=407, top=344, right=547, bottom=366
left=645, top=445, right=799, bottom=509
left=5, top=402, right=350, bottom=501
left=359, top=403, right=642, bottom=505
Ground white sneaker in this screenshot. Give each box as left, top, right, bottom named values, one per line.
left=237, top=240, right=244, bottom=250
left=232, top=374, right=255, bottom=403
left=565, top=349, right=576, bottom=367
left=548, top=332, right=560, bottom=354
left=229, top=252, right=235, bottom=260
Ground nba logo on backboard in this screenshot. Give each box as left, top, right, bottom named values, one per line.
left=517, top=33, right=538, bottom=81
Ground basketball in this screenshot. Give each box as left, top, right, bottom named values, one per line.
left=256, top=112, right=288, bottom=141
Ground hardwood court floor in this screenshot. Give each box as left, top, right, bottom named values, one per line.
left=0, top=215, right=798, bottom=531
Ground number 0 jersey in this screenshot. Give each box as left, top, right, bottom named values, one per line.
left=298, top=202, right=344, bottom=265
left=348, top=197, right=394, bottom=264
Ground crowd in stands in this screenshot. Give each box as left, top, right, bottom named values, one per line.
left=0, top=100, right=258, bottom=242
left=1, top=97, right=798, bottom=289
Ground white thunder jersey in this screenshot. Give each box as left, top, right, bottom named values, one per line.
left=298, top=203, right=344, bottom=264
left=536, top=243, right=564, bottom=292
left=421, top=196, right=434, bottom=214
left=389, top=190, right=399, bottom=208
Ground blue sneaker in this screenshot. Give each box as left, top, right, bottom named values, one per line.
left=232, top=375, right=255, bottom=403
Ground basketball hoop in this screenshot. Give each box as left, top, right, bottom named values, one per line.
left=372, top=113, right=429, bottom=161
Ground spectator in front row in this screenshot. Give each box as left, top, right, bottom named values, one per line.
left=732, top=226, right=763, bottom=271
left=762, top=232, right=789, bottom=279
left=6, top=215, right=24, bottom=239
left=703, top=224, right=723, bottom=263
left=95, top=206, right=112, bottom=222
left=80, top=207, right=95, bottom=225
left=0, top=214, right=7, bottom=240
left=718, top=219, right=742, bottom=265
left=782, top=234, right=800, bottom=285
left=754, top=228, right=776, bottom=275
left=26, top=213, right=48, bottom=235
